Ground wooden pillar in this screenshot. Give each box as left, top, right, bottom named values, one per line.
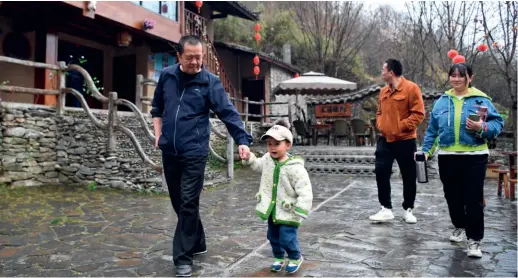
left=34, top=30, right=58, bottom=105
left=43, top=33, right=58, bottom=106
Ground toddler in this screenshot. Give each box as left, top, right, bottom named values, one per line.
left=242, top=121, right=313, bottom=274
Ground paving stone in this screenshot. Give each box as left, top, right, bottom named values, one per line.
left=0, top=169, right=515, bottom=277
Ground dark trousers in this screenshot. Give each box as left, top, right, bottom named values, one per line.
left=267, top=216, right=300, bottom=260
left=439, top=154, right=487, bottom=241
left=162, top=153, right=207, bottom=266
left=375, top=137, right=417, bottom=210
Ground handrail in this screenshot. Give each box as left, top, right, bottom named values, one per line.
left=0, top=55, right=163, bottom=175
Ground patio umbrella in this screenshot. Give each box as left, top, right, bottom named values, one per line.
left=273, top=71, right=358, bottom=125
left=273, top=71, right=357, bottom=96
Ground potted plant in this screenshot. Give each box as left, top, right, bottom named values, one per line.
left=142, top=19, right=156, bottom=30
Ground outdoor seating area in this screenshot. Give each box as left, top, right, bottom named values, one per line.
left=292, top=118, right=376, bottom=146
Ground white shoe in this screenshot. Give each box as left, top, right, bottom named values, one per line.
left=449, top=228, right=466, bottom=243
left=467, top=239, right=482, bottom=258
left=369, top=207, right=394, bottom=222
left=404, top=208, right=417, bottom=224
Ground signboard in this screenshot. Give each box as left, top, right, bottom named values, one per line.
left=315, top=103, right=352, bottom=118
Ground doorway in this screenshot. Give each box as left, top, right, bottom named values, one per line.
left=241, top=78, right=265, bottom=122
left=58, top=39, right=104, bottom=109
left=112, top=55, right=137, bottom=112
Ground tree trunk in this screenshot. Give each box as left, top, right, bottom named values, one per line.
left=508, top=80, right=517, bottom=150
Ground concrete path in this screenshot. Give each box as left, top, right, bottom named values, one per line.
left=0, top=169, right=516, bottom=277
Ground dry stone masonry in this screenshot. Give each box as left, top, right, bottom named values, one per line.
left=0, top=102, right=243, bottom=192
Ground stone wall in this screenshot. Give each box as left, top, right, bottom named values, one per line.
left=0, top=104, right=58, bottom=187
left=0, top=102, right=251, bottom=191
left=269, top=65, right=303, bottom=131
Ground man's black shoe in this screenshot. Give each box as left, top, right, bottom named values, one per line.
left=176, top=265, right=192, bottom=277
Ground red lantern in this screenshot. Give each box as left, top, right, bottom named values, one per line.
left=447, top=49, right=458, bottom=59
left=294, top=73, right=300, bottom=78
left=195, top=1, right=202, bottom=13
left=477, top=44, right=488, bottom=52
left=452, top=55, right=466, bottom=64
left=253, top=55, right=260, bottom=66
left=254, top=23, right=261, bottom=33
left=254, top=33, right=261, bottom=46
left=253, top=66, right=260, bottom=80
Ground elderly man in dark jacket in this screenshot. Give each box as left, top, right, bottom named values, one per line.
left=151, top=35, right=252, bottom=277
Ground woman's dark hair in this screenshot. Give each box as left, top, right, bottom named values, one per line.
left=448, top=63, right=474, bottom=88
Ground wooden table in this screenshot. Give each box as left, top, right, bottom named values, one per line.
left=502, top=151, right=517, bottom=200
left=311, top=124, right=332, bottom=146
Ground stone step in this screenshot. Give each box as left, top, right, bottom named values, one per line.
left=305, top=164, right=381, bottom=176
left=288, top=146, right=376, bottom=156
left=304, top=154, right=376, bottom=165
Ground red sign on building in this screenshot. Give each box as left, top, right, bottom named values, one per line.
left=315, top=103, right=352, bottom=118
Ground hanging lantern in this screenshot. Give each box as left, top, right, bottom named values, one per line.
left=254, top=33, right=261, bottom=46
left=452, top=55, right=466, bottom=64
left=253, top=55, right=260, bottom=66
left=447, top=49, right=458, bottom=59
left=294, top=73, right=300, bottom=78
left=116, top=31, right=132, bottom=47
left=254, top=23, right=261, bottom=33
left=253, top=66, right=260, bottom=80
left=195, top=1, right=203, bottom=13
left=477, top=44, right=488, bottom=52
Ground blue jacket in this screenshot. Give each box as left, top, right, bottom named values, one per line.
left=422, top=88, right=504, bottom=155
left=151, top=64, right=252, bottom=156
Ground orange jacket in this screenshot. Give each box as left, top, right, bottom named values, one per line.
left=376, top=77, right=425, bottom=143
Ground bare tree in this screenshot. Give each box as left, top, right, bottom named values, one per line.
left=480, top=1, right=518, bottom=148
left=291, top=2, right=376, bottom=78
left=405, top=2, right=481, bottom=86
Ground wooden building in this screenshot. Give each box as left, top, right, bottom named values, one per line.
left=0, top=1, right=257, bottom=109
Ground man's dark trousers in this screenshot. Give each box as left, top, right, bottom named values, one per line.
left=162, top=153, right=207, bottom=266
left=374, top=136, right=417, bottom=210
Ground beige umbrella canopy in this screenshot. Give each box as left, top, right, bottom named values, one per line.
left=273, top=71, right=357, bottom=95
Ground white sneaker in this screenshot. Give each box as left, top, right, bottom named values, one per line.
left=467, top=239, right=482, bottom=258
left=449, top=228, right=466, bottom=243
left=404, top=208, right=417, bottom=224
left=369, top=207, right=394, bottom=222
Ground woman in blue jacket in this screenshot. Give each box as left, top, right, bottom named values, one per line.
left=421, top=63, right=504, bottom=258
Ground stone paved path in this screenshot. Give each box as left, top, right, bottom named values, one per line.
left=0, top=169, right=516, bottom=277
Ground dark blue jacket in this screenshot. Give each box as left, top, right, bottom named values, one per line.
left=150, top=64, right=252, bottom=156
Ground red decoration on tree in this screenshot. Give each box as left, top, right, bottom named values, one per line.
left=254, top=23, right=261, bottom=33
left=452, top=55, right=466, bottom=64
left=447, top=49, right=458, bottom=59
left=253, top=66, right=260, bottom=80
left=253, top=55, right=260, bottom=66
left=195, top=1, right=203, bottom=13
left=254, top=33, right=261, bottom=46
left=477, top=44, right=488, bottom=52
left=295, top=73, right=300, bottom=78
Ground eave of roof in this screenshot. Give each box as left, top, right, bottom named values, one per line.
left=306, top=85, right=446, bottom=105
left=214, top=41, right=300, bottom=74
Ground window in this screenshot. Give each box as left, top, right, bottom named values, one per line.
left=133, top=1, right=178, bottom=21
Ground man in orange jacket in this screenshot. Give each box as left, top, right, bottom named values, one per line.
left=369, top=59, right=425, bottom=224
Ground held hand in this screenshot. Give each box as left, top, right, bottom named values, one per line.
left=466, top=118, right=483, bottom=132
left=238, top=145, right=250, bottom=160
left=155, top=137, right=159, bottom=149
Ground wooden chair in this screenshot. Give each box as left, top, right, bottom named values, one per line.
left=493, top=169, right=510, bottom=198
left=293, top=120, right=311, bottom=145
left=332, top=120, right=352, bottom=146
left=351, top=119, right=368, bottom=146
left=511, top=178, right=517, bottom=201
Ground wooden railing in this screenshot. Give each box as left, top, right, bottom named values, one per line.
left=0, top=56, right=164, bottom=181
left=229, top=97, right=293, bottom=128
